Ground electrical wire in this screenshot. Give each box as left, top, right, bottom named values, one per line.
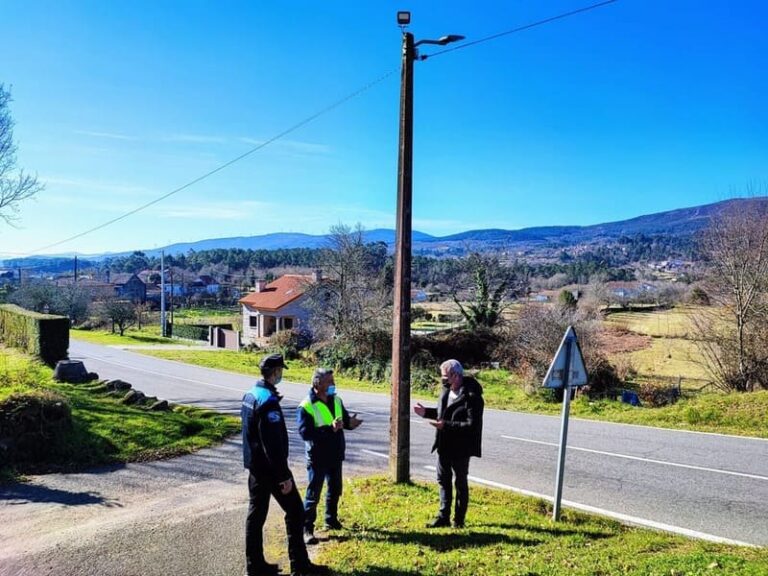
left=422, top=0, right=618, bottom=60
left=23, top=68, right=397, bottom=256
left=20, top=0, right=618, bottom=257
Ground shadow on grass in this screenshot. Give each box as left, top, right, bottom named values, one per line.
left=476, top=521, right=615, bottom=540
left=0, top=483, right=121, bottom=506
left=334, top=527, right=544, bottom=550
left=332, top=566, right=423, bottom=576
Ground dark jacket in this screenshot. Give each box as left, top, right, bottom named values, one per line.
left=241, top=379, right=291, bottom=482
left=296, top=387, right=351, bottom=466
left=422, top=376, right=484, bottom=459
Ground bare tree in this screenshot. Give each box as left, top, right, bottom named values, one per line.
left=512, top=303, right=603, bottom=381
left=0, top=85, right=43, bottom=225
left=692, top=202, right=768, bottom=392
left=99, top=298, right=137, bottom=336
left=304, top=223, right=389, bottom=340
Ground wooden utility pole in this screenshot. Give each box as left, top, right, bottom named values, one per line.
left=390, top=30, right=415, bottom=484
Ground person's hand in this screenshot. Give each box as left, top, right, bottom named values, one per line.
left=349, top=414, right=363, bottom=429
left=429, top=419, right=445, bottom=430
left=414, top=402, right=426, bottom=417
left=332, top=418, right=343, bottom=432
left=279, top=479, right=293, bottom=495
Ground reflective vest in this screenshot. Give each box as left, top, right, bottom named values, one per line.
left=300, top=395, right=342, bottom=426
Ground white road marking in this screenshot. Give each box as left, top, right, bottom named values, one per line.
left=361, top=449, right=389, bottom=460
left=501, top=435, right=768, bottom=481
left=422, top=466, right=755, bottom=547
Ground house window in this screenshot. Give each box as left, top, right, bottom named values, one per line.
left=249, top=316, right=258, bottom=328
left=284, top=318, right=293, bottom=330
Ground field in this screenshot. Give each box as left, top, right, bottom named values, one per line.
left=604, top=306, right=710, bottom=385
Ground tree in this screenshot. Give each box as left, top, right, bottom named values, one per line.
left=558, top=289, right=577, bottom=310
left=9, top=282, right=57, bottom=313
left=692, top=203, right=768, bottom=392
left=304, top=223, right=390, bottom=341
left=1, top=85, right=43, bottom=224
left=53, top=283, right=91, bottom=325
left=100, top=298, right=137, bottom=336
left=453, top=252, right=527, bottom=330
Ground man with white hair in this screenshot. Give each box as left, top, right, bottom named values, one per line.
left=414, top=359, right=484, bottom=528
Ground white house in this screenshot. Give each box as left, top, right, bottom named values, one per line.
left=240, top=273, right=317, bottom=344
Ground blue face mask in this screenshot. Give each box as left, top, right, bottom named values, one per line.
left=327, top=385, right=336, bottom=396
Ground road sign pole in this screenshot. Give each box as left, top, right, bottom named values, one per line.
left=552, top=335, right=573, bottom=521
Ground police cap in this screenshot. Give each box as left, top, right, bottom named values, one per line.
left=259, top=353, right=288, bottom=370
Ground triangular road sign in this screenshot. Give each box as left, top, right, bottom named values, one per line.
left=542, top=325, right=588, bottom=388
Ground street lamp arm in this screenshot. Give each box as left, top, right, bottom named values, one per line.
left=414, top=34, right=465, bottom=47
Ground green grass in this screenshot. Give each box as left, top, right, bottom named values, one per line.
left=0, top=347, right=239, bottom=479
left=135, top=350, right=768, bottom=438
left=140, top=349, right=390, bottom=394
left=314, top=477, right=768, bottom=575
left=71, top=327, right=198, bottom=346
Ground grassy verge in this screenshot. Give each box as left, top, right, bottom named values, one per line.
left=71, top=327, right=198, bottom=346
left=315, top=477, right=768, bottom=575
left=0, top=347, right=239, bottom=480
left=137, top=350, right=768, bottom=438
left=140, top=349, right=390, bottom=394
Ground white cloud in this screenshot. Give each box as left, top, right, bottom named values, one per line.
left=160, top=200, right=274, bottom=221
left=74, top=130, right=137, bottom=141
left=42, top=176, right=154, bottom=196
left=163, top=134, right=227, bottom=144
left=239, top=137, right=331, bottom=156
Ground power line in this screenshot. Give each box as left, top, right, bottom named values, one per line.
left=24, top=1, right=618, bottom=256
left=423, top=0, right=619, bottom=60
left=25, top=68, right=397, bottom=256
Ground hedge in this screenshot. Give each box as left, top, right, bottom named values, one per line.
left=0, top=304, right=70, bottom=365
left=170, top=323, right=232, bottom=341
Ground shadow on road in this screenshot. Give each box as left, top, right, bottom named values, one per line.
left=0, top=483, right=121, bottom=507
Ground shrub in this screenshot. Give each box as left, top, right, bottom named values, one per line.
left=580, top=356, right=622, bottom=399
left=638, top=382, right=680, bottom=407
left=412, top=328, right=501, bottom=367
left=268, top=328, right=313, bottom=360
left=0, top=390, right=72, bottom=464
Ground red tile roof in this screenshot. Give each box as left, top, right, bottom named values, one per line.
left=239, top=274, right=313, bottom=311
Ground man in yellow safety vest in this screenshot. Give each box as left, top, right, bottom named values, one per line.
left=297, top=367, right=362, bottom=545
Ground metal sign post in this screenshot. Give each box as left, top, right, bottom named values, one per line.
left=542, top=325, right=588, bottom=521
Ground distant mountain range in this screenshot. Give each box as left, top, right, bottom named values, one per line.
left=2, top=197, right=765, bottom=268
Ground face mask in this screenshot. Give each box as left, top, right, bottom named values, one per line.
left=274, top=375, right=283, bottom=385
left=327, top=385, right=336, bottom=395
left=441, top=377, right=450, bottom=387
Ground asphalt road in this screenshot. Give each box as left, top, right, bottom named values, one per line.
left=3, top=338, right=766, bottom=572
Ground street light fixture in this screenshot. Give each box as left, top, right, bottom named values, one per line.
left=390, top=13, right=463, bottom=484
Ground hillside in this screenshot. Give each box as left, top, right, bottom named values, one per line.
left=2, top=197, right=765, bottom=267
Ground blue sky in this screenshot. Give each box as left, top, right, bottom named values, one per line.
left=1, top=0, right=766, bottom=256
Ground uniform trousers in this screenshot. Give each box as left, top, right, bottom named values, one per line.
left=245, top=471, right=309, bottom=574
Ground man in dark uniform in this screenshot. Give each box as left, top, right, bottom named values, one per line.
left=414, top=359, right=484, bottom=529
left=241, top=354, right=329, bottom=576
